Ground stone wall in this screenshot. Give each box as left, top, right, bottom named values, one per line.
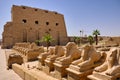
left=2, top=5, right=68, bottom=48
left=0, top=39, right=2, bottom=45
left=100, top=36, right=120, bottom=45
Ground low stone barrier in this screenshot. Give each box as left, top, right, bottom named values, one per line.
left=12, top=64, right=37, bottom=80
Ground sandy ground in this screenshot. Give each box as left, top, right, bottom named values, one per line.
left=0, top=46, right=22, bottom=80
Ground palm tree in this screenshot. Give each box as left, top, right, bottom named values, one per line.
left=35, top=40, right=40, bottom=46
left=92, top=29, right=100, bottom=45
left=73, top=36, right=80, bottom=46
left=41, top=34, right=54, bottom=51
left=88, top=35, right=94, bottom=45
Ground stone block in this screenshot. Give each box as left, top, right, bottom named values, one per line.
left=43, top=59, right=54, bottom=74
left=12, top=64, right=25, bottom=79
left=12, top=64, right=37, bottom=80
left=6, top=51, right=23, bottom=69
left=88, top=72, right=120, bottom=80
left=53, top=63, right=68, bottom=79
left=66, top=68, right=92, bottom=80
left=24, top=70, right=37, bottom=80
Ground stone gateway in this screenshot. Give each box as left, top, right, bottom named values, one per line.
left=2, top=5, right=68, bottom=48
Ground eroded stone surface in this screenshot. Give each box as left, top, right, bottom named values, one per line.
left=55, top=42, right=81, bottom=65
left=44, top=45, right=65, bottom=74
left=66, top=45, right=106, bottom=80
left=2, top=5, right=68, bottom=49
left=88, top=47, right=120, bottom=80
left=5, top=50, right=23, bottom=69
left=38, top=47, right=55, bottom=69
left=13, top=42, right=44, bottom=62
left=52, top=42, right=82, bottom=79
left=71, top=45, right=106, bottom=72
left=0, top=47, right=22, bottom=80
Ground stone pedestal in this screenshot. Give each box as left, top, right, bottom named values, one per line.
left=37, top=61, right=43, bottom=70
left=37, top=52, right=52, bottom=70
left=66, top=67, right=92, bottom=80
left=38, top=56, right=44, bottom=70
left=88, top=72, right=120, bottom=80
left=44, top=59, right=54, bottom=74
left=5, top=50, right=23, bottom=69
left=53, top=63, right=68, bottom=80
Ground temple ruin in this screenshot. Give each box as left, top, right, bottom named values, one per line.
left=2, top=5, right=68, bottom=48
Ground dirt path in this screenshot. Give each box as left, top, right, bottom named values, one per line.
left=0, top=47, right=22, bottom=80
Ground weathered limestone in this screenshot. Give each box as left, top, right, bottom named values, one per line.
left=12, top=64, right=25, bottom=79
left=13, top=42, right=44, bottom=62
left=88, top=47, right=120, bottom=80
left=5, top=50, right=23, bottom=69
left=97, top=47, right=110, bottom=51
left=43, top=45, right=65, bottom=74
left=52, top=42, right=81, bottom=79
left=38, top=47, right=55, bottom=70
left=12, top=63, right=58, bottom=80
left=12, top=64, right=38, bottom=80
left=2, top=5, right=68, bottom=49
left=66, top=45, right=106, bottom=80
left=96, top=37, right=119, bottom=52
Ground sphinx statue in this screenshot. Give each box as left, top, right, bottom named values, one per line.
left=71, top=45, right=105, bottom=72
left=55, top=42, right=81, bottom=65
left=43, top=45, right=65, bottom=74
left=52, top=42, right=82, bottom=79
left=12, top=42, right=44, bottom=62
left=66, top=45, right=106, bottom=80
left=88, top=47, right=120, bottom=80
left=38, top=47, right=55, bottom=67
left=94, top=47, right=120, bottom=76
left=46, top=45, right=65, bottom=61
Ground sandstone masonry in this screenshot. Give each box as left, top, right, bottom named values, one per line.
left=2, top=5, right=68, bottom=48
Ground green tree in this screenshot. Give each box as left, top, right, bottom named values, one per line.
left=35, top=40, right=40, bottom=46
left=73, top=36, right=80, bottom=45
left=41, top=34, right=54, bottom=51
left=92, top=29, right=100, bottom=45
left=88, top=35, right=94, bottom=45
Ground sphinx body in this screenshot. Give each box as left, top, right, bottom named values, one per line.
left=55, top=42, right=81, bottom=65
left=71, top=45, right=105, bottom=72
left=46, top=45, right=65, bottom=61
left=38, top=47, right=55, bottom=66
left=94, top=47, right=120, bottom=76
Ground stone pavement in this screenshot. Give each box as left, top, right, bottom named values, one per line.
left=0, top=46, right=22, bottom=80
left=0, top=46, right=58, bottom=80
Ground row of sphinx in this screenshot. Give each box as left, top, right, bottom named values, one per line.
left=37, top=42, right=120, bottom=80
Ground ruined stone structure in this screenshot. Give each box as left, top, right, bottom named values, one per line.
left=2, top=5, right=68, bottom=48
left=12, top=42, right=44, bottom=62
left=12, top=44, right=120, bottom=80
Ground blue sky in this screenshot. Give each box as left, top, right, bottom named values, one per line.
left=0, top=0, right=120, bottom=39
